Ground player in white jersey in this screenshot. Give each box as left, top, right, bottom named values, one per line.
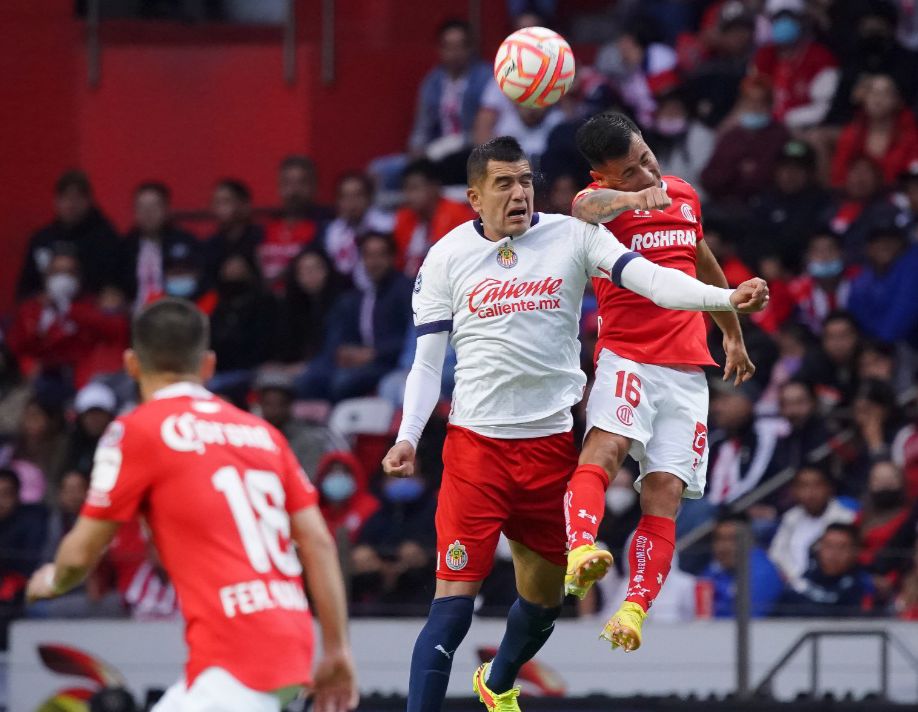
left=381, top=136, right=768, bottom=712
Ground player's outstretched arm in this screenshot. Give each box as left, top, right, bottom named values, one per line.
left=572, top=185, right=672, bottom=224
left=26, top=517, right=121, bottom=602
left=382, top=331, right=448, bottom=478
left=292, top=507, right=359, bottom=712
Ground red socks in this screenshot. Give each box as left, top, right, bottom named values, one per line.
left=624, top=514, right=676, bottom=612
left=564, top=464, right=609, bottom=550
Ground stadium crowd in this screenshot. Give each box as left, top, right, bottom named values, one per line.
left=2, top=0, right=918, bottom=645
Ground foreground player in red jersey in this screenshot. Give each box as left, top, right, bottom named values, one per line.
left=563, top=112, right=766, bottom=651
left=27, top=299, right=357, bottom=712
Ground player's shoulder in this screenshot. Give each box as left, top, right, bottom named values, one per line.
left=573, top=181, right=602, bottom=205
left=424, top=219, right=479, bottom=259
left=663, top=175, right=699, bottom=200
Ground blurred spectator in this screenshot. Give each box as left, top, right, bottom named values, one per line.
left=207, top=254, right=278, bottom=403
left=0, top=345, right=30, bottom=438
left=276, top=248, right=347, bottom=369
left=850, top=379, right=905, bottom=485
left=701, top=220, right=756, bottom=286
left=323, top=172, right=394, bottom=285
left=831, top=74, right=918, bottom=189
left=778, top=523, right=872, bottom=616
left=788, top=231, right=856, bottom=334
left=41, top=469, right=88, bottom=561
left=64, top=382, right=116, bottom=476
left=254, top=371, right=339, bottom=477
left=0, top=398, right=68, bottom=503
left=827, top=156, right=892, bottom=261
left=701, top=76, right=790, bottom=205
left=261, top=155, right=331, bottom=286
left=301, top=233, right=412, bottom=402
left=699, top=514, right=784, bottom=617
left=848, top=226, right=918, bottom=345
left=118, top=182, right=201, bottom=310
left=393, top=160, right=473, bottom=276
left=8, top=250, right=129, bottom=391
left=751, top=0, right=839, bottom=129
left=857, top=340, right=899, bottom=385
left=746, top=140, right=831, bottom=271
left=687, top=0, right=758, bottom=129
left=157, top=252, right=216, bottom=314
left=756, top=323, right=813, bottom=416
left=891, top=162, right=918, bottom=242
left=826, top=1, right=918, bottom=126
left=797, top=310, right=862, bottom=407
left=895, top=541, right=918, bottom=618
left=473, top=85, right=564, bottom=165
left=857, top=461, right=911, bottom=583
left=892, top=418, right=918, bottom=500
left=16, top=170, right=120, bottom=302
left=315, top=452, right=380, bottom=544
left=768, top=466, right=855, bottom=587
left=544, top=173, right=580, bottom=215
left=769, top=380, right=832, bottom=475
left=203, top=178, right=264, bottom=282
left=0, top=468, right=47, bottom=646
left=642, top=89, right=715, bottom=191
left=409, top=20, right=491, bottom=157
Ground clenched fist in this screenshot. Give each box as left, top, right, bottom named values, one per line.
left=630, top=186, right=671, bottom=211
left=730, top=278, right=769, bottom=313
left=382, top=441, right=416, bottom=478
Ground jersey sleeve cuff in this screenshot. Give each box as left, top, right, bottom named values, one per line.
left=611, top=251, right=641, bottom=287
left=416, top=319, right=453, bottom=336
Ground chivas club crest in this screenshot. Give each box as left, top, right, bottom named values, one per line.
left=496, top=243, right=518, bottom=269
left=445, top=540, right=468, bottom=571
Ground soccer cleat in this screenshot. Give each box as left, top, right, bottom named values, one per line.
left=564, top=544, right=614, bottom=599
left=600, top=601, right=647, bottom=652
left=473, top=662, right=522, bottom=711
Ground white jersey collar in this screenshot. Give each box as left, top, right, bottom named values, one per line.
left=152, top=381, right=214, bottom=400
left=472, top=212, right=541, bottom=240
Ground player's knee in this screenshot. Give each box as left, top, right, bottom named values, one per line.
left=639, top=472, right=684, bottom=518
left=579, top=428, right=628, bottom=477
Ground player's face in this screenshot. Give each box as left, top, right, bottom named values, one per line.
left=589, top=133, right=662, bottom=193
left=467, top=159, right=534, bottom=239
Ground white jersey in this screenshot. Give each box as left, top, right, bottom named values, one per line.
left=412, top=213, right=632, bottom=433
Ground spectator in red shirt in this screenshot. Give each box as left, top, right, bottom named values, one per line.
left=827, top=156, right=893, bottom=261
left=831, top=74, right=918, bottom=188
left=261, top=155, right=332, bottom=287
left=751, top=0, right=839, bottom=129
left=392, top=159, right=473, bottom=276
left=7, top=250, right=129, bottom=391
left=789, top=231, right=857, bottom=334
left=316, top=452, right=380, bottom=545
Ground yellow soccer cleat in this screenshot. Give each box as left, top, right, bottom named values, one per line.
left=473, top=662, right=522, bottom=712
left=564, top=544, right=614, bottom=599
left=600, top=601, right=647, bottom=652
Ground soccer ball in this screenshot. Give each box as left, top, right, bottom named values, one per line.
left=493, top=26, right=575, bottom=108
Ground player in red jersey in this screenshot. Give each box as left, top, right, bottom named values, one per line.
left=562, top=112, right=766, bottom=651
left=26, top=299, right=357, bottom=712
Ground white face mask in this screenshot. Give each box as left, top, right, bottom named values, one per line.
left=46, top=273, right=79, bottom=303
left=606, top=487, right=638, bottom=515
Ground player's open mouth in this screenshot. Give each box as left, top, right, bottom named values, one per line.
left=507, top=208, right=527, bottom=220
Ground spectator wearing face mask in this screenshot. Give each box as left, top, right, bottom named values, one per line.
left=856, top=461, right=912, bottom=571
left=789, top=231, right=858, bottom=334
left=7, top=250, right=128, bottom=391
left=315, top=452, right=380, bottom=544
left=152, top=254, right=217, bottom=314
left=701, top=76, right=791, bottom=205
left=641, top=89, right=715, bottom=193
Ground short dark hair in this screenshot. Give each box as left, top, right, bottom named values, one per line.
left=823, top=309, right=859, bottom=331
left=279, top=154, right=316, bottom=177
left=55, top=170, right=92, bottom=197
left=337, top=171, right=375, bottom=198
left=357, top=231, right=397, bottom=255
left=132, top=299, right=209, bottom=374
left=403, top=158, right=441, bottom=185
left=135, top=181, right=171, bottom=204
left=781, top=378, right=817, bottom=400
left=795, top=464, right=833, bottom=486
left=0, top=468, right=21, bottom=494
left=867, top=224, right=907, bottom=243
left=576, top=112, right=642, bottom=167
left=438, top=19, right=471, bottom=40
left=808, top=229, right=843, bottom=248
left=466, top=136, right=527, bottom=186
left=823, top=522, right=860, bottom=545
left=215, top=178, right=252, bottom=203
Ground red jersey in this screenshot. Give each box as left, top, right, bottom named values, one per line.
left=574, top=176, right=715, bottom=366
left=82, top=382, right=318, bottom=691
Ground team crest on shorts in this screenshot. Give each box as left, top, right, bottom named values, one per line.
left=496, top=243, right=518, bottom=269
left=616, top=405, right=634, bottom=426
left=445, top=540, right=468, bottom=571
left=681, top=202, right=697, bottom=223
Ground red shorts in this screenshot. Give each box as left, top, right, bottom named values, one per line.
left=435, top=425, right=579, bottom=581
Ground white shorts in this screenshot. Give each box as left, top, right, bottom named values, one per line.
left=152, top=667, right=301, bottom=712
left=586, top=348, right=710, bottom=499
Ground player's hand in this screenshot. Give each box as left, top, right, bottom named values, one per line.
left=631, top=185, right=671, bottom=211
left=730, top=278, right=769, bottom=313
left=312, top=647, right=359, bottom=712
left=26, top=564, right=58, bottom=603
left=723, top=337, right=755, bottom=387
left=382, top=441, right=416, bottom=478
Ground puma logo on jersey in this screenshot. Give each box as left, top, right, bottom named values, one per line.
left=630, top=229, right=697, bottom=251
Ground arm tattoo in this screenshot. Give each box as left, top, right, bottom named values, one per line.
left=572, top=189, right=633, bottom=224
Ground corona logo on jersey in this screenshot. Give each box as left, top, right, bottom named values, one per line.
left=160, top=413, right=277, bottom=455
left=496, top=243, right=518, bottom=269
left=445, top=540, right=468, bottom=571
left=629, top=229, right=698, bottom=252
left=467, top=276, right=562, bottom=319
